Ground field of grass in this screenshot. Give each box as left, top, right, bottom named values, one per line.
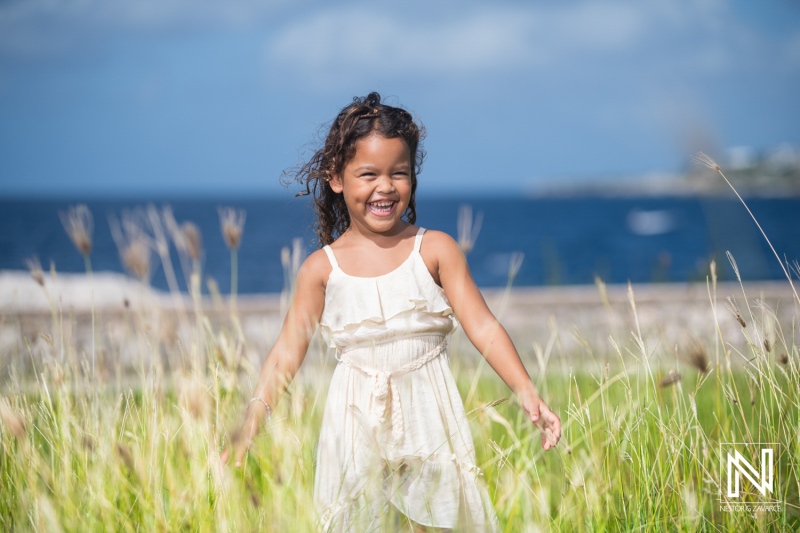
left=1, top=271, right=798, bottom=531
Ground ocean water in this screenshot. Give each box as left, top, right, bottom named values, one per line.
left=1, top=196, right=799, bottom=294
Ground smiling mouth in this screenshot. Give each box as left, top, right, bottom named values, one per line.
left=367, top=200, right=396, bottom=216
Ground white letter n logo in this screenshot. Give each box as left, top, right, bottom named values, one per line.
left=727, top=448, right=774, bottom=497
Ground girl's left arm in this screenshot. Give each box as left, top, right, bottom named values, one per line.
left=428, top=231, right=561, bottom=450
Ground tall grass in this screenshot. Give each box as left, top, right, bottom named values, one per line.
left=1, top=200, right=798, bottom=531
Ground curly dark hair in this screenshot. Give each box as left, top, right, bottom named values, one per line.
left=283, top=92, right=426, bottom=246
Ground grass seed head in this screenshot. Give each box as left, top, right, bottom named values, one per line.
left=116, top=443, right=135, bottom=472
left=777, top=352, right=788, bottom=365
left=659, top=370, right=682, bottom=388
left=109, top=208, right=154, bottom=281
left=684, top=340, right=710, bottom=374
left=691, top=152, right=721, bottom=172
left=181, top=222, right=202, bottom=261
left=763, top=338, right=772, bottom=353
left=726, top=298, right=747, bottom=328
left=25, top=256, right=45, bottom=286
left=218, top=207, right=246, bottom=250
left=122, top=239, right=151, bottom=281
left=59, top=204, right=93, bottom=255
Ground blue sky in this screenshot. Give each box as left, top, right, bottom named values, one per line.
left=1, top=0, right=799, bottom=197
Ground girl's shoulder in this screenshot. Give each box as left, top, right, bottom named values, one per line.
left=419, top=228, right=461, bottom=260
left=298, top=248, right=334, bottom=288
left=420, top=228, right=456, bottom=247
left=418, top=229, right=465, bottom=286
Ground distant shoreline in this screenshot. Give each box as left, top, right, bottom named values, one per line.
left=2, top=188, right=800, bottom=201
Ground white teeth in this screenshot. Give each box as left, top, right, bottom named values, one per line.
left=368, top=201, right=394, bottom=212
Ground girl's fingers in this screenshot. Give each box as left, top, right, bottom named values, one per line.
left=529, top=403, right=540, bottom=423
left=537, top=407, right=562, bottom=450
left=234, top=446, right=244, bottom=467
left=234, top=440, right=251, bottom=467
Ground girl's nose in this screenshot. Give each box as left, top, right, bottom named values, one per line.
left=376, top=175, right=396, bottom=193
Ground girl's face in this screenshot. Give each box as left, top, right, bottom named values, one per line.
left=330, top=133, right=412, bottom=237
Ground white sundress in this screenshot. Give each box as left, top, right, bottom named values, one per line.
left=314, top=228, right=498, bottom=532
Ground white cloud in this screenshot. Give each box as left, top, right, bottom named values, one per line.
left=266, top=3, right=649, bottom=77
left=262, top=0, right=800, bottom=85
left=267, top=8, right=534, bottom=73
left=3, top=0, right=794, bottom=84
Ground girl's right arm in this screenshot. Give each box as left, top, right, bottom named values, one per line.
left=221, top=249, right=330, bottom=467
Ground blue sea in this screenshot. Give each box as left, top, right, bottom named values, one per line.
left=1, top=196, right=799, bottom=294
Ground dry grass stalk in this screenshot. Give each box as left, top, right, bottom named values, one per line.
left=457, top=204, right=483, bottom=254
left=181, top=222, right=202, bottom=261
left=508, top=252, right=524, bottom=282
left=466, top=397, right=509, bottom=416
left=659, top=370, right=682, bottom=388
left=59, top=204, right=93, bottom=255
left=162, top=207, right=184, bottom=250
left=207, top=277, right=221, bottom=299
left=281, top=238, right=306, bottom=305
left=693, top=152, right=800, bottom=306
left=110, top=210, right=154, bottom=282
left=148, top=205, right=185, bottom=299
left=25, top=256, right=45, bottom=286
left=218, top=207, right=246, bottom=250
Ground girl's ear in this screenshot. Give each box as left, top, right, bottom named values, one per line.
left=329, top=174, right=344, bottom=194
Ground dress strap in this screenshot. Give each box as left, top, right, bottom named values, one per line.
left=322, top=245, right=339, bottom=270
left=413, top=227, right=426, bottom=253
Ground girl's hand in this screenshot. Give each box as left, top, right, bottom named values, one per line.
left=220, top=413, right=261, bottom=468
left=519, top=388, right=561, bottom=451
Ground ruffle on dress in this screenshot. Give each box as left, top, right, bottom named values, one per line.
left=320, top=250, right=458, bottom=346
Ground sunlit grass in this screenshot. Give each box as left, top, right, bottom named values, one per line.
left=1, top=275, right=797, bottom=531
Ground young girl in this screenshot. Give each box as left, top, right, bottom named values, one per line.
left=222, top=92, right=561, bottom=531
